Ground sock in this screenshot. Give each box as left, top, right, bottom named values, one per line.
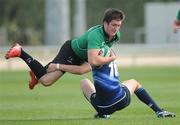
left=135, top=87, right=162, bottom=113
left=20, top=49, right=46, bottom=79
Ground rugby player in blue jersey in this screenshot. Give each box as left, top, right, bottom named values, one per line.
left=57, top=59, right=175, bottom=118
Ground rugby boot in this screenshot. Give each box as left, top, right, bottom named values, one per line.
left=94, top=113, right=110, bottom=119
left=156, top=110, right=175, bottom=118
left=5, top=43, right=21, bottom=59
left=29, top=70, right=38, bottom=90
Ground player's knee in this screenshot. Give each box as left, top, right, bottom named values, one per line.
left=80, top=78, right=88, bottom=85
left=130, top=79, right=142, bottom=88
left=80, top=79, right=89, bottom=88
left=40, top=79, right=53, bottom=87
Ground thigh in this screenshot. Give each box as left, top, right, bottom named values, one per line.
left=115, top=86, right=131, bottom=111
left=81, top=79, right=96, bottom=101
left=39, top=70, right=64, bottom=86
left=122, top=79, right=140, bottom=95
left=90, top=86, right=131, bottom=115
left=52, top=40, right=84, bottom=65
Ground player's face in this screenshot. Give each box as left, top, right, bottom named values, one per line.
left=104, top=20, right=122, bottom=38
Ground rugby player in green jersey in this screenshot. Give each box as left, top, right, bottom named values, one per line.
left=173, top=9, right=180, bottom=33
left=5, top=8, right=124, bottom=90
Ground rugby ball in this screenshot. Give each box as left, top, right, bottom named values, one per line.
left=98, top=45, right=110, bottom=57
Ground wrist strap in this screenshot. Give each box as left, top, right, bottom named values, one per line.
left=56, top=64, right=60, bottom=70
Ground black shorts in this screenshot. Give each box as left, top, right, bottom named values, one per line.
left=90, top=86, right=131, bottom=115
left=45, top=40, right=85, bottom=72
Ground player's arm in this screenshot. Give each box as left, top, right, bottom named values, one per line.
left=47, top=62, right=91, bottom=75
left=173, top=10, right=180, bottom=33
left=59, top=62, right=91, bottom=74
left=88, top=49, right=116, bottom=66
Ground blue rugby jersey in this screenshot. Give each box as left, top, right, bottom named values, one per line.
left=92, top=60, right=125, bottom=106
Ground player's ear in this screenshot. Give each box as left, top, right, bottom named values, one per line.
left=103, top=21, right=108, bottom=27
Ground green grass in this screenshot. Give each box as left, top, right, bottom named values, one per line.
left=0, top=66, right=180, bottom=125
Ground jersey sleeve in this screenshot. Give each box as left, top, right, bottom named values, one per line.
left=177, top=10, right=180, bottom=21
left=87, top=31, right=102, bottom=49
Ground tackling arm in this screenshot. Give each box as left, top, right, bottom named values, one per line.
left=47, top=62, right=91, bottom=75
left=88, top=49, right=116, bottom=66
left=58, top=63, right=91, bottom=75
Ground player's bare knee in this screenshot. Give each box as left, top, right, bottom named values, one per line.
left=80, top=79, right=89, bottom=88
left=130, top=79, right=142, bottom=88
left=40, top=79, right=53, bottom=87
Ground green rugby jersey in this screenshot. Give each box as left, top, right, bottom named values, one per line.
left=177, top=10, right=180, bottom=21
left=71, top=25, right=121, bottom=61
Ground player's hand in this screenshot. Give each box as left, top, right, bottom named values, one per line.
left=110, top=49, right=117, bottom=60
left=173, top=20, right=180, bottom=33
left=173, top=26, right=180, bottom=33
left=47, top=63, right=57, bottom=73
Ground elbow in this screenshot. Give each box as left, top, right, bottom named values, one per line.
left=77, top=71, right=84, bottom=75
left=75, top=69, right=84, bottom=75
left=88, top=59, right=99, bottom=66
left=77, top=68, right=88, bottom=75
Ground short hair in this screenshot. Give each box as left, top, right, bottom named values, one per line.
left=102, top=8, right=125, bottom=23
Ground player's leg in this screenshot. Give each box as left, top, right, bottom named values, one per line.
left=5, top=43, right=47, bottom=80
left=80, top=79, right=96, bottom=101
left=123, top=79, right=175, bottom=118
left=28, top=41, right=72, bottom=89
left=37, top=40, right=82, bottom=86
left=123, top=79, right=163, bottom=112
left=124, top=79, right=161, bottom=112
left=28, top=70, right=38, bottom=90
left=80, top=79, right=110, bottom=119
left=39, top=70, right=64, bottom=86
left=5, top=43, right=65, bottom=89
left=29, top=70, right=65, bottom=89
left=122, top=79, right=142, bottom=95
left=29, top=40, right=84, bottom=89
left=38, top=39, right=86, bottom=86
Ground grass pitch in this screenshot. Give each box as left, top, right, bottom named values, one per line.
left=0, top=66, right=180, bottom=125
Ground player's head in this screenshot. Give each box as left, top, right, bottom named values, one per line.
left=103, top=8, right=125, bottom=24
left=103, top=8, right=125, bottom=37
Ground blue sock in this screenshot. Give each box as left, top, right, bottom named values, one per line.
left=135, top=87, right=162, bottom=113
